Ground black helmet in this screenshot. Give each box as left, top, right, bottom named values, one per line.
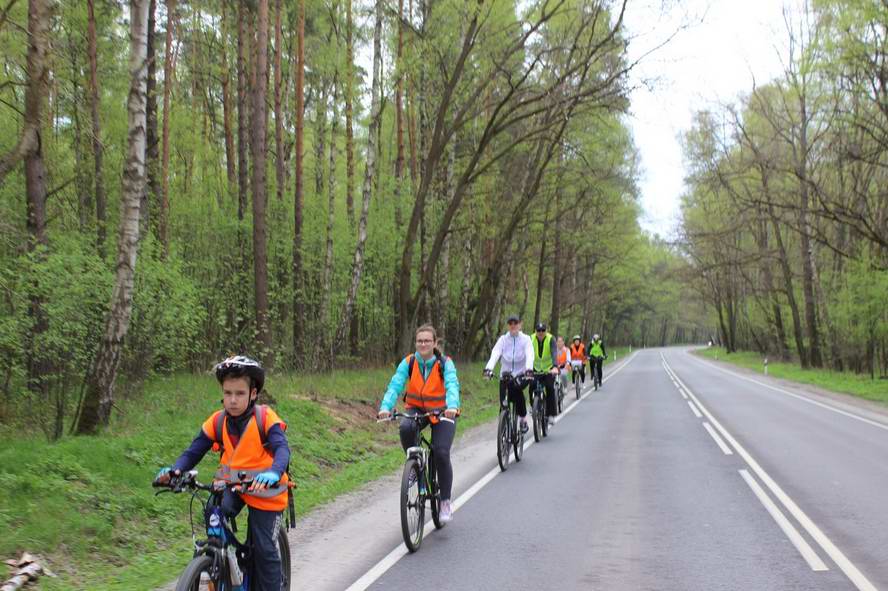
left=214, top=355, right=265, bottom=393
left=535, top=323, right=547, bottom=332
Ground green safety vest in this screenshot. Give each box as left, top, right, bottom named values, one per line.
left=589, top=340, right=604, bottom=358
left=533, top=333, right=554, bottom=372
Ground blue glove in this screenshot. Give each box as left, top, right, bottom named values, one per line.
left=254, top=471, right=280, bottom=486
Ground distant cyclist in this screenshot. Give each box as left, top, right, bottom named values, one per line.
left=555, top=336, right=571, bottom=392
left=484, top=314, right=534, bottom=434
left=532, top=323, right=560, bottom=423
left=588, top=333, right=607, bottom=388
left=569, top=335, right=586, bottom=385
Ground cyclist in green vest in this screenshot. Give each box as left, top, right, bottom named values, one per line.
left=532, top=323, right=560, bottom=424
left=588, top=333, right=608, bottom=388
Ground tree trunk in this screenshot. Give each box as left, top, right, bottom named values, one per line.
left=220, top=0, right=236, bottom=190
left=236, top=0, right=249, bottom=220
left=320, top=76, right=338, bottom=361
left=334, top=0, right=383, bottom=347
left=797, top=96, right=822, bottom=368
left=314, top=85, right=328, bottom=202
left=549, top=187, right=562, bottom=335
left=344, top=0, right=355, bottom=228
left=533, top=201, right=550, bottom=328
left=160, top=0, right=176, bottom=259
left=23, top=0, right=51, bottom=402
left=292, top=0, right=306, bottom=364
left=76, top=0, right=151, bottom=434
left=145, top=0, right=159, bottom=245
left=86, top=0, right=108, bottom=258
left=768, top=203, right=809, bottom=368
left=273, top=0, right=284, bottom=202
left=251, top=0, right=271, bottom=361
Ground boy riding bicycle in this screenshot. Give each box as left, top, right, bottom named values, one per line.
left=155, top=356, right=291, bottom=591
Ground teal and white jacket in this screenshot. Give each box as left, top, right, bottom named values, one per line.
left=380, top=353, right=461, bottom=412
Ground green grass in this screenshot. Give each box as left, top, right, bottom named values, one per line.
left=694, top=347, right=888, bottom=405
left=0, top=361, right=499, bottom=590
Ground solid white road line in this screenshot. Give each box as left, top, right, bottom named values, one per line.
left=678, top=387, right=689, bottom=400
left=345, top=354, right=638, bottom=590
left=688, top=351, right=888, bottom=433
left=702, top=422, right=733, bottom=455
left=686, top=399, right=703, bottom=418
left=739, top=469, right=829, bottom=572
left=661, top=353, right=876, bottom=591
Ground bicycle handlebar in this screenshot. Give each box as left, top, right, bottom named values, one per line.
left=152, top=469, right=258, bottom=495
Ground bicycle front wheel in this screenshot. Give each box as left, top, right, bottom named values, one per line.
left=532, top=397, right=543, bottom=443
left=279, top=523, right=292, bottom=590
left=576, top=379, right=581, bottom=400
left=400, top=458, right=426, bottom=552
left=174, top=554, right=223, bottom=591
left=497, top=409, right=511, bottom=471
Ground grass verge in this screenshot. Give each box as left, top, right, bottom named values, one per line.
left=694, top=347, right=888, bottom=405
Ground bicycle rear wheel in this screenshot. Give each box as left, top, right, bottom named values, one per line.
left=511, top=407, right=523, bottom=462
left=400, top=458, right=426, bottom=552
left=532, top=397, right=543, bottom=443
left=279, top=523, right=291, bottom=590
left=428, top=454, right=445, bottom=530
left=576, top=378, right=581, bottom=400
left=497, top=409, right=511, bottom=472
left=174, top=554, right=223, bottom=591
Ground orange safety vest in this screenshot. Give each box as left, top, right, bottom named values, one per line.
left=570, top=343, right=586, bottom=362
left=557, top=348, right=569, bottom=367
left=404, top=354, right=448, bottom=413
left=202, top=407, right=290, bottom=512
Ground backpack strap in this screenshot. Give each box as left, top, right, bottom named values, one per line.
left=212, top=410, right=227, bottom=453
left=255, top=404, right=269, bottom=448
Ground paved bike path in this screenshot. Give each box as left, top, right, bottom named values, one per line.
left=359, top=348, right=860, bottom=590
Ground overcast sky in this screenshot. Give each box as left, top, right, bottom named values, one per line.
left=623, top=0, right=794, bottom=238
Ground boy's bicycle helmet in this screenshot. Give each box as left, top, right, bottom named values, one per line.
left=214, top=355, right=265, bottom=393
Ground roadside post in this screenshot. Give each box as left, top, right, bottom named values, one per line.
left=764, top=357, right=768, bottom=376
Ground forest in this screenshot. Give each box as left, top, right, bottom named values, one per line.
left=0, top=0, right=705, bottom=439
left=679, top=0, right=888, bottom=378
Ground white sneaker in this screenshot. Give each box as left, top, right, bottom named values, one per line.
left=439, top=499, right=453, bottom=523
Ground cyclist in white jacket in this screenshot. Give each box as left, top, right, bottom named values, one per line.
left=484, top=314, right=534, bottom=433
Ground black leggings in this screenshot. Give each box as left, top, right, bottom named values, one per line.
left=536, top=373, right=558, bottom=416
left=590, top=357, right=603, bottom=383
left=572, top=364, right=586, bottom=383
left=399, top=412, right=457, bottom=501
left=499, top=378, right=529, bottom=418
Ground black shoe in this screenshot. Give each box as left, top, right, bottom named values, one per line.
left=520, top=420, right=529, bottom=434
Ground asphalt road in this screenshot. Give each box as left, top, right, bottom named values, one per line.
left=342, top=348, right=887, bottom=591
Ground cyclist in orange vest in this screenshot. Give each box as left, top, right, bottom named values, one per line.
left=378, top=324, right=461, bottom=523
left=155, top=356, right=290, bottom=591
left=569, top=335, right=587, bottom=386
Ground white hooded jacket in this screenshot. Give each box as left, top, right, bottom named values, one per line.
left=485, top=331, right=534, bottom=376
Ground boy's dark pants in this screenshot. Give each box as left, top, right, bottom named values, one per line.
left=222, top=490, right=284, bottom=591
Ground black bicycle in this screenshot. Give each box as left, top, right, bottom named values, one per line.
left=554, top=370, right=565, bottom=414
left=379, top=411, right=447, bottom=553
left=530, top=372, right=550, bottom=442
left=493, top=372, right=526, bottom=471
left=153, top=470, right=291, bottom=591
